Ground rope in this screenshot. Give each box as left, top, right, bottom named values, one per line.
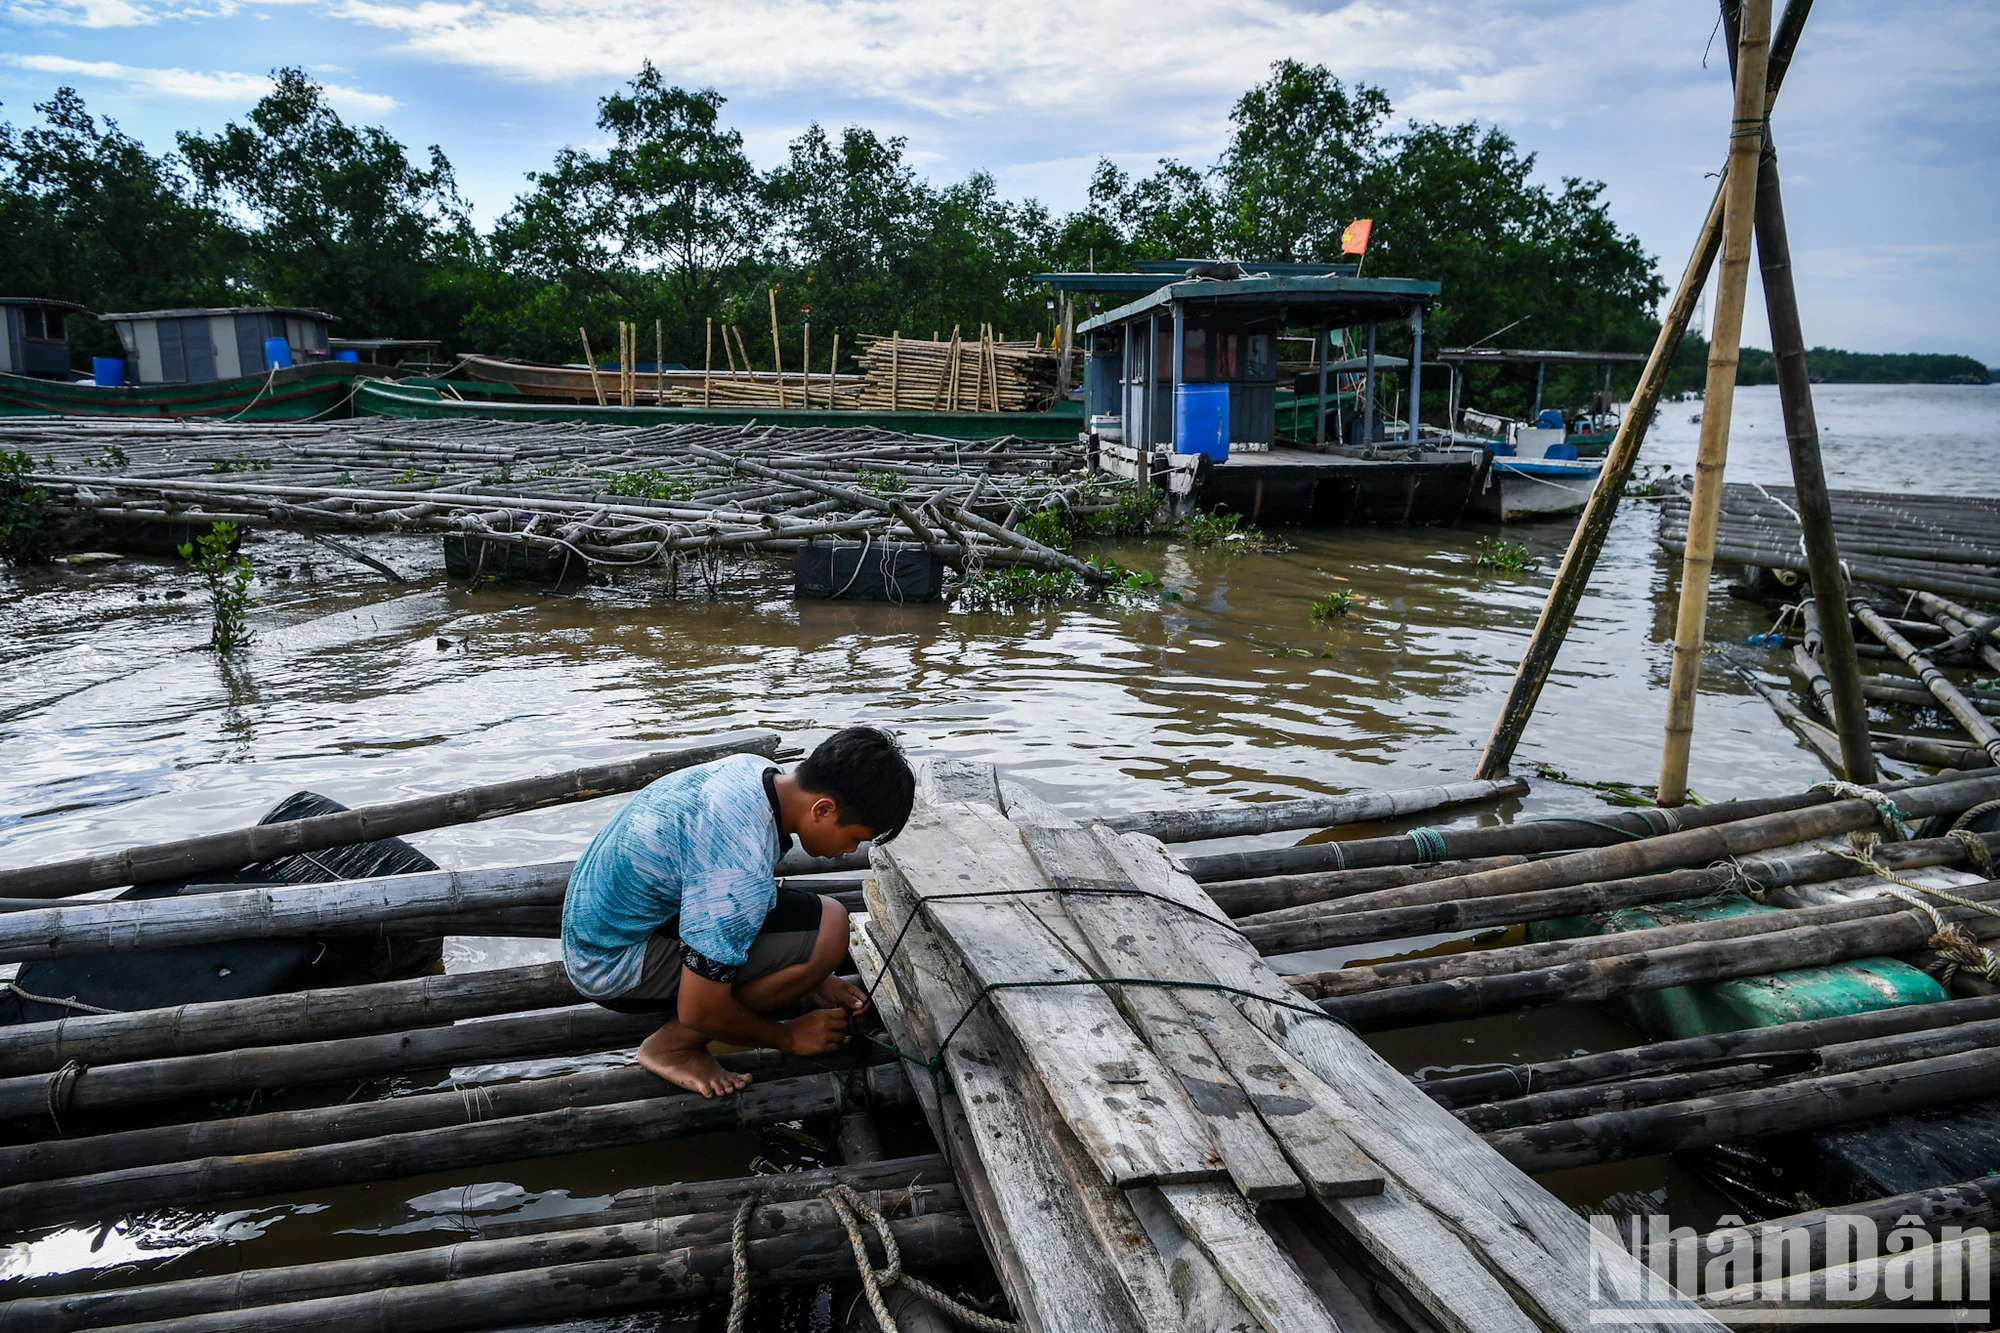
left=726, top=1193, right=757, bottom=1333
left=1816, top=833, right=2000, bottom=984
left=45, top=1059, right=83, bottom=1133
left=1950, top=800, right=2000, bottom=836
left=822, top=1183, right=1019, bottom=1333
left=831, top=527, right=873, bottom=599
left=1407, top=827, right=1449, bottom=863
left=4, top=982, right=118, bottom=1015
left=1811, top=780, right=1913, bottom=839
left=1950, top=829, right=1997, bottom=877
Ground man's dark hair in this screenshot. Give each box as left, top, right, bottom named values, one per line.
left=796, top=726, right=915, bottom=841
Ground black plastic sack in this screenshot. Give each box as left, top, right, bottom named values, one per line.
left=0, top=791, right=444, bottom=1024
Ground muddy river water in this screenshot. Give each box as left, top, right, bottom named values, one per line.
left=2, top=385, right=1995, bottom=1310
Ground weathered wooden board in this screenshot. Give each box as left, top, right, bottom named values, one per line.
left=1023, top=823, right=1303, bottom=1202
left=1104, top=830, right=1722, bottom=1333
left=878, top=800, right=1224, bottom=1189
left=1158, top=1183, right=1343, bottom=1333
left=857, top=885, right=1175, bottom=1332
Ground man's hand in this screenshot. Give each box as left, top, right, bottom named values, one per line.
left=782, top=1006, right=850, bottom=1056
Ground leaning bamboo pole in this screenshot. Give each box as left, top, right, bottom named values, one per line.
left=0, top=730, right=777, bottom=899
left=828, top=332, right=840, bottom=411
left=768, top=287, right=787, bottom=409
left=578, top=328, right=607, bottom=407
left=1854, top=602, right=2000, bottom=765
left=1477, top=0, right=1810, bottom=779
left=1659, top=0, right=1772, bottom=807
left=703, top=317, right=713, bottom=407
left=1753, top=138, right=1875, bottom=782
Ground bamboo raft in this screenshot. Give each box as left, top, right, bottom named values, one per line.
left=5, top=734, right=2000, bottom=1327
left=1, top=416, right=1110, bottom=581
left=1658, top=482, right=2000, bottom=604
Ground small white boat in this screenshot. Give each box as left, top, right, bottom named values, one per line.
left=1465, top=424, right=1602, bottom=520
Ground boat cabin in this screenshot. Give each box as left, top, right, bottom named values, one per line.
left=1073, top=272, right=1440, bottom=454
left=0, top=298, right=88, bottom=380
left=103, top=306, right=335, bottom=384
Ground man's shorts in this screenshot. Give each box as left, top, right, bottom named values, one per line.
left=592, top=886, right=825, bottom=1015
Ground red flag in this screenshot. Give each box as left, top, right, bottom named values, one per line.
left=1340, top=218, right=1373, bottom=255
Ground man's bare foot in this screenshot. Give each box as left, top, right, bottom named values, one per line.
left=812, top=974, right=870, bottom=1016
left=638, top=1022, right=752, bottom=1098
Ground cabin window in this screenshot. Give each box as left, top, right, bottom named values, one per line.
left=1244, top=332, right=1273, bottom=380
left=1215, top=332, right=1238, bottom=381
left=1183, top=329, right=1207, bottom=381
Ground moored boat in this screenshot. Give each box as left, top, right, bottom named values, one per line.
left=354, top=377, right=1087, bottom=440
left=0, top=361, right=389, bottom=420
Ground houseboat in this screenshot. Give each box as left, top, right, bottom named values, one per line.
left=0, top=298, right=88, bottom=380
left=1073, top=269, right=1489, bottom=525
left=0, top=305, right=386, bottom=420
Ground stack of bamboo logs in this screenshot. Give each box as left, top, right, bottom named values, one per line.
left=848, top=330, right=1062, bottom=413
left=1658, top=482, right=2000, bottom=603
left=2, top=417, right=1110, bottom=580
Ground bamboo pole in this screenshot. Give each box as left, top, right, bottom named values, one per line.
left=721, top=323, right=737, bottom=376
left=1234, top=772, right=2000, bottom=954
left=1315, top=879, right=2000, bottom=1034
left=0, top=730, right=778, bottom=900
left=0, top=961, right=577, bottom=1076
left=828, top=332, right=840, bottom=411
left=1479, top=0, right=1809, bottom=781
left=1104, top=778, right=1527, bottom=846
left=0, top=1049, right=890, bottom=1188
left=890, top=330, right=900, bottom=409
left=1753, top=139, right=1875, bottom=781
left=802, top=318, right=811, bottom=409
left=0, top=1003, right=658, bottom=1121
left=56, top=1214, right=978, bottom=1333
left=703, top=317, right=713, bottom=407
left=1916, top=590, right=2000, bottom=674
left=656, top=319, right=665, bottom=405
left=1854, top=602, right=2000, bottom=765
left=1659, top=0, right=1773, bottom=806
left=0, top=1065, right=916, bottom=1233
left=1485, top=1047, right=2000, bottom=1174
left=1286, top=829, right=2000, bottom=999
left=1420, top=994, right=2000, bottom=1110
left=2, top=1173, right=960, bottom=1330
left=578, top=328, right=607, bottom=407
left=768, top=288, right=786, bottom=409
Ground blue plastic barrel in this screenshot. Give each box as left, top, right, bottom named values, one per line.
left=92, top=357, right=126, bottom=387
left=1174, top=383, right=1229, bottom=461
left=1536, top=408, right=1566, bottom=430
left=264, top=336, right=293, bottom=370
left=333, top=349, right=360, bottom=363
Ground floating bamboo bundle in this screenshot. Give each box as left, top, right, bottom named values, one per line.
left=1658, top=482, right=2000, bottom=601
left=2, top=416, right=1104, bottom=578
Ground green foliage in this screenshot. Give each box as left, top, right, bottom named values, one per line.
left=1310, top=588, right=1359, bottom=624
left=1532, top=763, right=1670, bottom=808
left=1015, top=504, right=1074, bottom=550
left=176, top=521, right=253, bottom=651
left=0, top=90, right=241, bottom=365
left=1475, top=536, right=1530, bottom=572
left=1180, top=510, right=1279, bottom=550
left=95, top=444, right=128, bottom=470
left=1730, top=341, right=1989, bottom=386
left=0, top=450, right=56, bottom=565
left=855, top=466, right=907, bottom=496
left=955, top=566, right=1085, bottom=610
left=210, top=454, right=271, bottom=474
left=1094, top=486, right=1167, bottom=538
left=1624, top=464, right=1679, bottom=498
left=603, top=469, right=694, bottom=501
left=177, top=69, right=478, bottom=349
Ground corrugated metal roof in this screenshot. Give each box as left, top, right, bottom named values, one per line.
left=101, top=306, right=338, bottom=322
left=0, top=297, right=91, bottom=311
left=1075, top=274, right=1440, bottom=336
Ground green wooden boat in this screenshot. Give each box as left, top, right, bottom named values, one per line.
left=355, top=378, right=1087, bottom=441
left=0, top=363, right=385, bottom=421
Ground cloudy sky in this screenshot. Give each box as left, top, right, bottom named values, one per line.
left=4, top=0, right=1996, bottom=362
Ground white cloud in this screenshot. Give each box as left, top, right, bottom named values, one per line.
left=2, top=54, right=398, bottom=112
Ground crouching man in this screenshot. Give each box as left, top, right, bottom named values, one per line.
left=561, top=727, right=914, bottom=1097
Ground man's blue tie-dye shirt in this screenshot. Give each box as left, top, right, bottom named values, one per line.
left=561, top=753, right=782, bottom=998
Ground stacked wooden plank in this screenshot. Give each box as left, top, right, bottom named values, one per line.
left=858, top=759, right=1709, bottom=1332
left=849, top=332, right=1062, bottom=413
